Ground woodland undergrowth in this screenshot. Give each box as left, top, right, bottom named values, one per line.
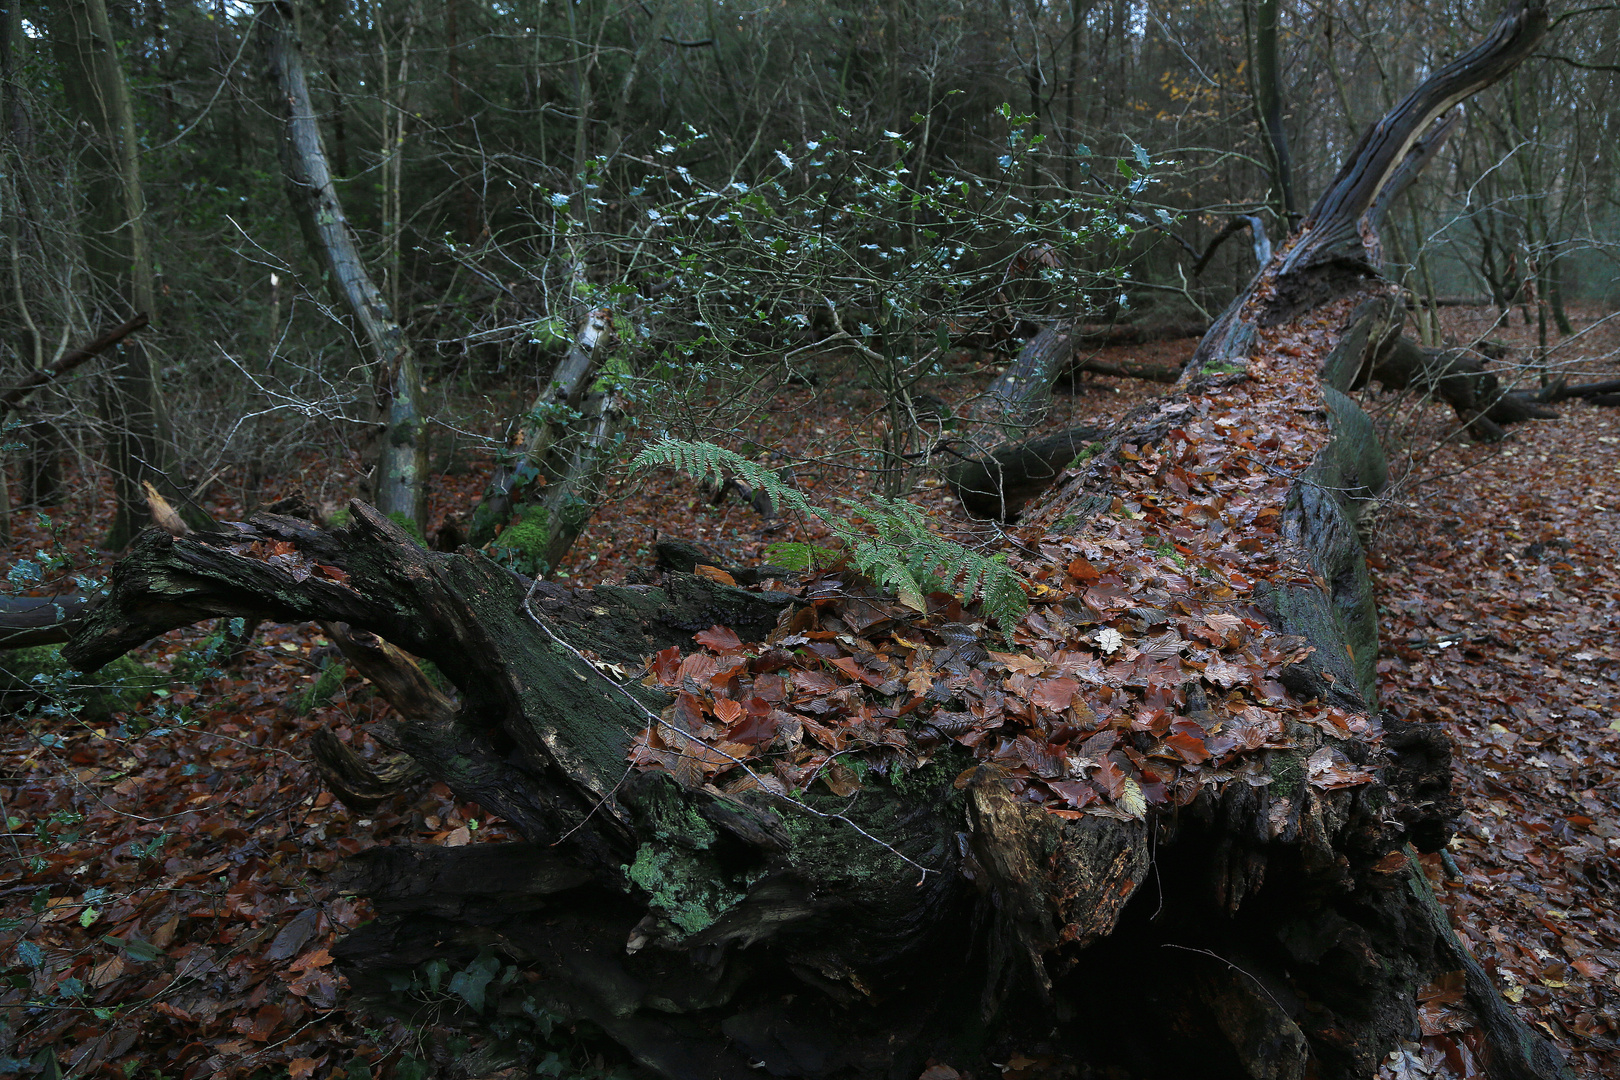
left=0, top=314, right=1615, bottom=1079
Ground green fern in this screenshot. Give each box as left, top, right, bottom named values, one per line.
left=762, top=541, right=842, bottom=571
left=631, top=438, right=1030, bottom=629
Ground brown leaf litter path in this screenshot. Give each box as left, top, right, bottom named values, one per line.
left=1370, top=316, right=1620, bottom=1077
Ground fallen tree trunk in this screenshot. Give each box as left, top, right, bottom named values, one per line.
left=949, top=318, right=1188, bottom=520
left=946, top=424, right=1108, bottom=520
left=0, top=594, right=93, bottom=648
left=64, top=4, right=1571, bottom=1078
left=971, top=321, right=1196, bottom=435
left=1365, top=336, right=1558, bottom=441
left=1069, top=355, right=1184, bottom=382
left=1538, top=377, right=1620, bottom=405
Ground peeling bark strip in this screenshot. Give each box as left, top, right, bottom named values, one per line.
left=66, top=4, right=1572, bottom=1078
left=259, top=0, right=426, bottom=533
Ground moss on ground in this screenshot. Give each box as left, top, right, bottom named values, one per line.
left=0, top=645, right=165, bottom=722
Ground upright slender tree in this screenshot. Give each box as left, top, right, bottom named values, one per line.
left=260, top=0, right=427, bottom=535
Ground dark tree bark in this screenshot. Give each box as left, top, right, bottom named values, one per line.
left=1249, top=0, right=1297, bottom=223
left=63, top=5, right=1572, bottom=1078
left=50, top=0, right=199, bottom=548
left=0, top=312, right=146, bottom=413
left=1537, top=377, right=1620, bottom=405
left=1364, top=336, right=1559, bottom=441
left=950, top=319, right=1188, bottom=521
left=0, top=594, right=93, bottom=648
left=947, top=424, right=1109, bottom=521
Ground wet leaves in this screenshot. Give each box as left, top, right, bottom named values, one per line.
left=0, top=485, right=518, bottom=1080
left=1372, top=309, right=1620, bottom=1079
left=626, top=300, right=1382, bottom=818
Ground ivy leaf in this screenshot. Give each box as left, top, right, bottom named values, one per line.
left=448, top=953, right=501, bottom=1012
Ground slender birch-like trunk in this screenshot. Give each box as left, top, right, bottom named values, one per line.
left=260, top=0, right=427, bottom=535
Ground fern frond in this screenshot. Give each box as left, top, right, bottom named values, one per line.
left=838, top=495, right=1030, bottom=627
left=763, top=541, right=841, bottom=571
left=848, top=538, right=928, bottom=611
left=631, top=439, right=1030, bottom=630
left=632, top=438, right=819, bottom=520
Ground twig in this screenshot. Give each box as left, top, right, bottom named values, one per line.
left=1160, top=944, right=1291, bottom=1015
left=0, top=313, right=149, bottom=415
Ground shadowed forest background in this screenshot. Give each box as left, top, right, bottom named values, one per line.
left=2, top=1, right=1619, bottom=1079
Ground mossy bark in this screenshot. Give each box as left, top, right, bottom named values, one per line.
left=467, top=311, right=626, bottom=576
left=62, top=491, right=1568, bottom=1080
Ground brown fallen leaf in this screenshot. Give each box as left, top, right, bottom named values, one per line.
left=821, top=761, right=862, bottom=797
left=88, top=954, right=125, bottom=988
left=289, top=947, right=333, bottom=972
left=693, top=564, right=737, bottom=586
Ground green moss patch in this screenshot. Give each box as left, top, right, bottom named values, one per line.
left=386, top=511, right=427, bottom=545
left=624, top=844, right=750, bottom=938
left=491, top=503, right=551, bottom=575
left=0, top=645, right=165, bottom=722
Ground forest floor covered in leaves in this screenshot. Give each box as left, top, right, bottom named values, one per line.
left=0, top=308, right=1616, bottom=1080
left=1367, top=307, right=1620, bottom=1079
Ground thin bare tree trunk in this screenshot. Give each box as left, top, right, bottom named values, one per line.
left=465, top=310, right=626, bottom=575
left=1249, top=0, right=1297, bottom=222
left=260, top=0, right=427, bottom=535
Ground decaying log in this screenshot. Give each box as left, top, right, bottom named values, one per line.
left=1069, top=355, right=1184, bottom=382
left=639, top=537, right=793, bottom=588
left=1538, top=377, right=1620, bottom=406
left=946, top=424, right=1108, bottom=521
left=0, top=594, right=93, bottom=648
left=951, top=317, right=1186, bottom=519
left=972, top=323, right=1193, bottom=436
left=309, top=726, right=423, bottom=812
left=306, top=622, right=445, bottom=810
left=1365, top=336, right=1558, bottom=441
left=63, top=4, right=1572, bottom=1078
